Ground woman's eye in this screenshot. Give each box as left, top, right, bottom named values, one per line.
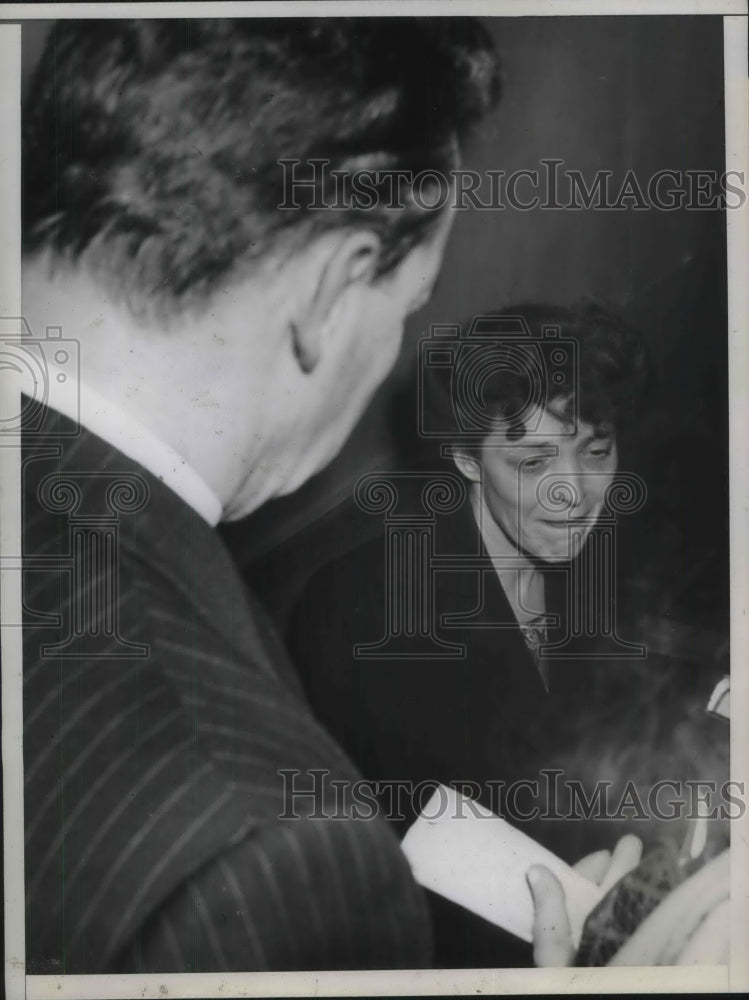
left=521, top=456, right=552, bottom=472
left=586, top=446, right=612, bottom=460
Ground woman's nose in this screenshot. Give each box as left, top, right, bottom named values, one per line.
left=539, top=468, right=582, bottom=516
left=549, top=457, right=588, bottom=512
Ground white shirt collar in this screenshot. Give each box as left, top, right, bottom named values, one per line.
left=43, top=366, right=223, bottom=527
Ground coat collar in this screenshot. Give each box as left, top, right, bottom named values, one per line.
left=23, top=402, right=305, bottom=696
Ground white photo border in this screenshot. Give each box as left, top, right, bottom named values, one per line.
left=2, top=4, right=747, bottom=997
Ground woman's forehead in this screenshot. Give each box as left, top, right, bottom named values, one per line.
left=483, top=405, right=614, bottom=447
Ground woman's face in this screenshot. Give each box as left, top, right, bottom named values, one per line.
left=472, top=405, right=618, bottom=563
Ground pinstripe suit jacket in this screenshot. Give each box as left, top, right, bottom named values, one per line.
left=22, top=404, right=431, bottom=974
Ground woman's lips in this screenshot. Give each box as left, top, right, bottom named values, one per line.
left=539, top=514, right=592, bottom=528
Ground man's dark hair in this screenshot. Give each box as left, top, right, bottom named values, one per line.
left=23, top=18, right=499, bottom=319
left=426, top=301, right=651, bottom=449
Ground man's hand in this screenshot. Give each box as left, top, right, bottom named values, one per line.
left=527, top=839, right=730, bottom=967
left=526, top=834, right=643, bottom=967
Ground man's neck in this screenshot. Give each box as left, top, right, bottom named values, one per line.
left=22, top=257, right=284, bottom=520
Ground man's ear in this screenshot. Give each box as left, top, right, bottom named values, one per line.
left=290, top=230, right=381, bottom=373
left=452, top=447, right=482, bottom=483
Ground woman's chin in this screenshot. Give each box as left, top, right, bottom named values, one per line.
left=534, top=548, right=574, bottom=565
left=525, top=530, right=589, bottom=563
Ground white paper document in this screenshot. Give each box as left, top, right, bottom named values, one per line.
left=400, top=784, right=605, bottom=947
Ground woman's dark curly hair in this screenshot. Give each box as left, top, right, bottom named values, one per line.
left=425, top=301, right=652, bottom=452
